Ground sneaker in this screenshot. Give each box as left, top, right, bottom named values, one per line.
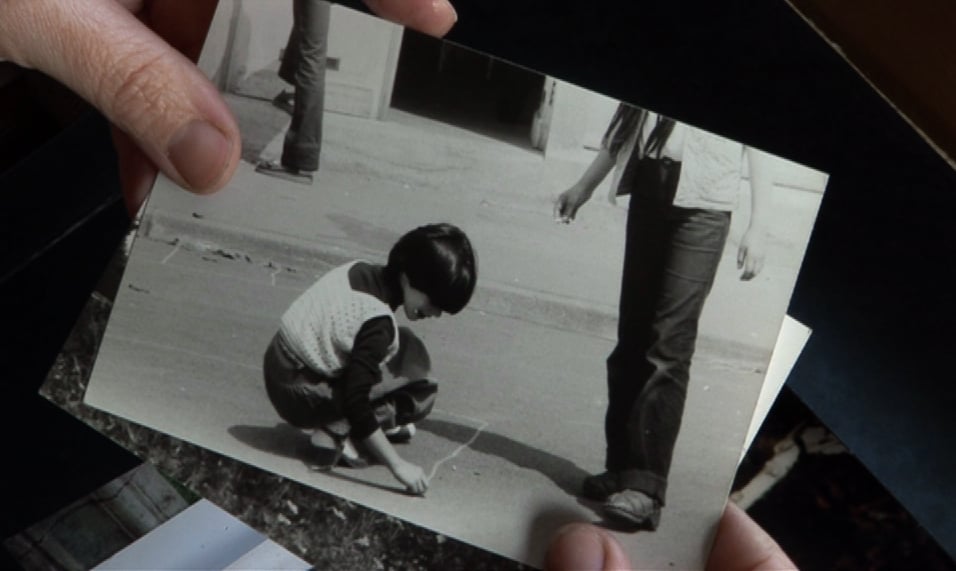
left=297, top=440, right=341, bottom=472
left=384, top=423, right=416, bottom=444
left=603, top=490, right=662, bottom=530
left=338, top=437, right=369, bottom=468
left=255, top=160, right=313, bottom=185
left=271, top=90, right=294, bottom=115
left=581, top=471, right=623, bottom=501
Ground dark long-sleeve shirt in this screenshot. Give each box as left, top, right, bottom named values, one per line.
left=338, top=262, right=401, bottom=440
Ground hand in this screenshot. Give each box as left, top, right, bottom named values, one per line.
left=0, top=0, right=458, bottom=216
left=391, top=458, right=428, bottom=495
left=544, top=502, right=795, bottom=571
left=544, top=523, right=631, bottom=571
left=737, top=227, right=767, bottom=281
left=554, top=186, right=595, bottom=223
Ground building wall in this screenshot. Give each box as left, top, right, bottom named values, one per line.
left=198, top=1, right=402, bottom=120
left=196, top=2, right=826, bottom=193
left=540, top=79, right=620, bottom=162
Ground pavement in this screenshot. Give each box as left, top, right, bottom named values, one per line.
left=84, top=92, right=823, bottom=567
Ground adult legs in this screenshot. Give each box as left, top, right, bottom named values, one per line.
left=583, top=197, right=668, bottom=503
left=603, top=202, right=731, bottom=507
left=280, top=0, right=330, bottom=172
left=604, top=199, right=669, bottom=474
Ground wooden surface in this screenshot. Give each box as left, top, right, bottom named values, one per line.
left=789, top=0, right=956, bottom=169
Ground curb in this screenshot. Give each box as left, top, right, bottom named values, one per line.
left=141, top=210, right=622, bottom=339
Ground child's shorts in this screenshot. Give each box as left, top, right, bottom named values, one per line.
left=263, top=332, right=342, bottom=430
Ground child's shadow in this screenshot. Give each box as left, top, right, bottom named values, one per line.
left=419, top=418, right=594, bottom=502
left=227, top=423, right=405, bottom=495
left=228, top=422, right=305, bottom=460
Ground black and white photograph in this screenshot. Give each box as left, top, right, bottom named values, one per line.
left=79, top=1, right=826, bottom=567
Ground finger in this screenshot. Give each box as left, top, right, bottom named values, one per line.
left=742, top=254, right=764, bottom=281
left=553, top=198, right=565, bottom=221
left=737, top=245, right=746, bottom=269
left=111, top=127, right=158, bottom=217
left=543, top=523, right=631, bottom=571
left=706, top=503, right=796, bottom=571
left=0, top=0, right=240, bottom=195
left=554, top=199, right=574, bottom=224
left=413, top=480, right=426, bottom=495
left=739, top=256, right=753, bottom=281
left=363, top=0, right=458, bottom=37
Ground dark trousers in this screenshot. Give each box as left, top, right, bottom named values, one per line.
left=605, top=191, right=731, bottom=505
left=279, top=0, right=330, bottom=172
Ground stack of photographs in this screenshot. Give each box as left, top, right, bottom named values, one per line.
left=43, top=1, right=827, bottom=568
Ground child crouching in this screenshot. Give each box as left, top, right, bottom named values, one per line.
left=263, top=223, right=477, bottom=495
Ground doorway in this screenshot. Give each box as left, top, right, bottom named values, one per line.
left=389, top=32, right=546, bottom=151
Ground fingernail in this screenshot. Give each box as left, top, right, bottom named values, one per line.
left=435, top=0, right=458, bottom=22
left=167, top=120, right=232, bottom=191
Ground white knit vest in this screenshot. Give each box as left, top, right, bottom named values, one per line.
left=279, top=261, right=399, bottom=376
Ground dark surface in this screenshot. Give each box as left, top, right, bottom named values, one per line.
left=398, top=0, right=956, bottom=559
left=738, top=390, right=954, bottom=570
left=2, top=0, right=955, bottom=568
left=0, top=85, right=140, bottom=542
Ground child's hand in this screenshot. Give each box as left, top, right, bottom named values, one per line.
left=364, top=429, right=428, bottom=494
left=392, top=459, right=428, bottom=495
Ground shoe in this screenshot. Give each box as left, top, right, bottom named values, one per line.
left=338, top=437, right=369, bottom=469
left=297, top=440, right=342, bottom=472
left=272, top=90, right=294, bottom=115
left=255, top=160, right=313, bottom=185
left=581, top=471, right=623, bottom=501
left=384, top=423, right=416, bottom=444
left=603, top=490, right=662, bottom=530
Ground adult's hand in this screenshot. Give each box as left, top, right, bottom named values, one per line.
left=737, top=227, right=767, bottom=281
left=706, top=502, right=796, bottom=570
left=0, top=0, right=458, bottom=216
left=554, top=185, right=595, bottom=223
left=543, top=523, right=632, bottom=570
left=543, top=502, right=796, bottom=570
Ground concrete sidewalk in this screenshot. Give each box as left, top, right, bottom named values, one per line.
left=141, top=93, right=819, bottom=350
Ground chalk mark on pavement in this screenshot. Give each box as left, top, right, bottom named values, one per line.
left=160, top=242, right=182, bottom=265
left=147, top=242, right=304, bottom=293
left=427, top=408, right=490, bottom=481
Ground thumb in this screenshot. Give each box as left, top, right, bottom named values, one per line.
left=0, top=0, right=240, bottom=194
left=544, top=523, right=632, bottom=570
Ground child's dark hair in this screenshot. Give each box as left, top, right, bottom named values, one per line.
left=385, top=223, right=477, bottom=315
